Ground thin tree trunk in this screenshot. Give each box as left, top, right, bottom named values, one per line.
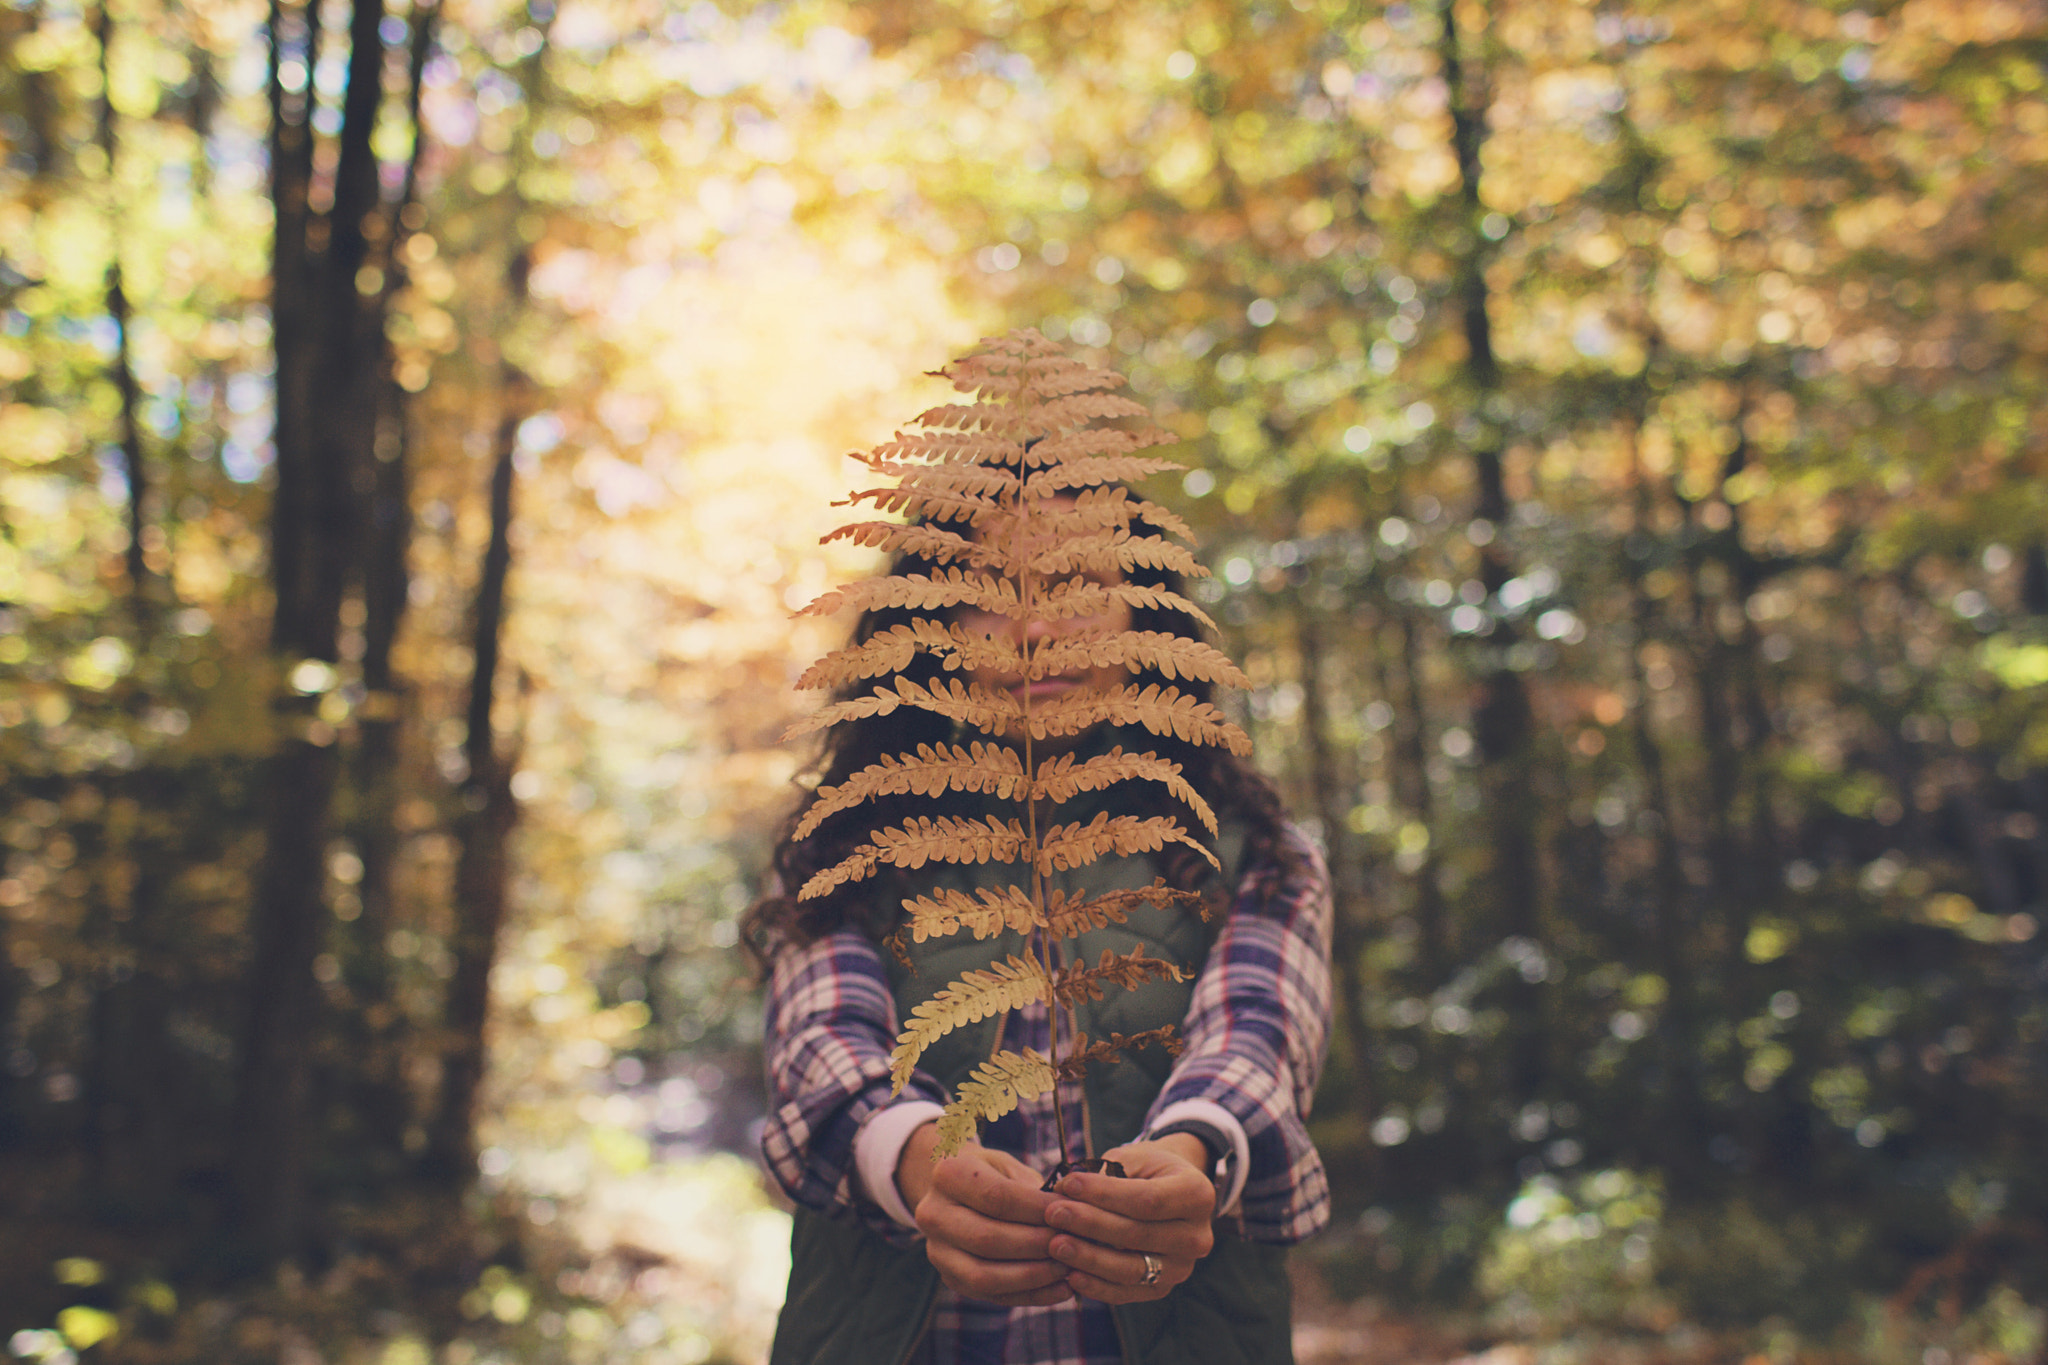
left=1436, top=0, right=1544, bottom=1104
left=344, top=0, right=437, bottom=1171
left=1297, top=604, right=1380, bottom=1170
left=92, top=1, right=155, bottom=615
left=1392, top=612, right=1450, bottom=974
left=230, top=0, right=389, bottom=1255
left=421, top=382, right=524, bottom=1185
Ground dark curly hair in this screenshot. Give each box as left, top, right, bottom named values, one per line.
left=742, top=506, right=1300, bottom=970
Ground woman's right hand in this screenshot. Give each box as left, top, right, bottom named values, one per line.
left=898, top=1122, right=1074, bottom=1307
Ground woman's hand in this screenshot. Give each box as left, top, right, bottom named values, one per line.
left=899, top=1122, right=1074, bottom=1308
left=1042, top=1135, right=1217, bottom=1303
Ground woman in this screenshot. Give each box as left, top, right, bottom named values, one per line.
left=744, top=515, right=1333, bottom=1365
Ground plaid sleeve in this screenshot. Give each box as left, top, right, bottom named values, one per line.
left=1145, top=824, right=1334, bottom=1244
left=759, top=928, right=946, bottom=1236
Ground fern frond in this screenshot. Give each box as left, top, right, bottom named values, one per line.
left=1037, top=811, right=1219, bottom=875
left=870, top=432, right=1027, bottom=466
left=842, top=483, right=1005, bottom=524
left=892, top=677, right=1023, bottom=732
left=932, top=1049, right=1057, bottom=1155
left=1027, top=427, right=1174, bottom=463
left=785, top=673, right=1017, bottom=741
left=912, top=403, right=1033, bottom=435
left=857, top=458, right=1023, bottom=498
left=1033, top=579, right=1217, bottom=632
left=891, top=955, right=1049, bottom=1091
left=794, top=619, right=1021, bottom=692
left=1054, top=948, right=1187, bottom=1007
left=1031, top=530, right=1209, bottom=581
left=798, top=815, right=1027, bottom=900
left=1031, top=392, right=1156, bottom=431
left=1053, top=1027, right=1185, bottom=1081
left=796, top=568, right=1016, bottom=620
left=1032, top=748, right=1217, bottom=835
left=1025, top=456, right=1186, bottom=498
left=794, top=744, right=1026, bottom=839
left=818, top=521, right=994, bottom=567
left=1026, top=630, right=1251, bottom=690
left=900, top=884, right=1039, bottom=942
left=1042, top=880, right=1206, bottom=939
left=1030, top=683, right=1252, bottom=756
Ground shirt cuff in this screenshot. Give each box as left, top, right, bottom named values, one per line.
left=1146, top=1098, right=1250, bottom=1216
left=854, top=1100, right=946, bottom=1230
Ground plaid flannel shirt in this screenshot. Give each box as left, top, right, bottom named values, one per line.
left=760, top=826, right=1333, bottom=1365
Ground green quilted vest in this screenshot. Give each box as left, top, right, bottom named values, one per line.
left=768, top=804, right=1296, bottom=1365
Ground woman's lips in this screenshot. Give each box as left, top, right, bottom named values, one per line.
left=1011, top=677, right=1082, bottom=702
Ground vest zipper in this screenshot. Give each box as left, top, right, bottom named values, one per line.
left=895, top=1301, right=936, bottom=1365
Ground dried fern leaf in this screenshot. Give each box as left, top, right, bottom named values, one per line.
left=1027, top=427, right=1175, bottom=464
left=1029, top=682, right=1252, bottom=756
left=1020, top=366, right=1126, bottom=401
left=1024, top=456, right=1186, bottom=499
left=900, top=884, right=1039, bottom=942
left=1054, top=1026, right=1185, bottom=1081
left=1054, top=947, right=1187, bottom=1007
left=1037, top=811, right=1219, bottom=875
left=933, top=1049, right=1058, bottom=1155
left=891, top=954, right=1049, bottom=1091
left=794, top=743, right=1027, bottom=839
left=784, top=675, right=1021, bottom=742
left=1030, top=392, right=1157, bottom=431
left=818, top=521, right=994, bottom=567
left=1027, top=630, right=1251, bottom=690
left=796, top=568, right=1017, bottom=621
left=794, top=620, right=1021, bottom=693
left=872, top=432, right=1027, bottom=466
left=1031, top=530, right=1208, bottom=581
left=798, top=814, right=1027, bottom=900
left=1042, top=880, right=1205, bottom=939
left=857, top=457, right=1023, bottom=498
left=1032, top=748, right=1218, bottom=835
left=1033, top=579, right=1217, bottom=632
left=894, top=677, right=1024, bottom=732
left=842, top=483, right=1006, bottom=524
left=911, top=402, right=1033, bottom=435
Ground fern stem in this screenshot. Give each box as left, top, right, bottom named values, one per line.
left=1018, top=487, right=1075, bottom=1168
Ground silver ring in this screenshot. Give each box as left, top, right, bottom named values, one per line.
left=1139, top=1252, right=1162, bottom=1286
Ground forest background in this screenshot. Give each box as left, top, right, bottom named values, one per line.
left=2, top=0, right=2046, bottom=1360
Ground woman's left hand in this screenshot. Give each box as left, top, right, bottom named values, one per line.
left=1041, top=1135, right=1216, bottom=1303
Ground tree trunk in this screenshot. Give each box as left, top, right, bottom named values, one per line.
left=421, top=388, right=524, bottom=1185
left=1435, top=0, right=1544, bottom=1105
left=343, top=0, right=438, bottom=1174
left=229, top=0, right=393, bottom=1256
left=1296, top=603, right=1379, bottom=1164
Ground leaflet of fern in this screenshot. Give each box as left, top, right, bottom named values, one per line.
left=1037, top=812, right=1219, bottom=875
left=793, top=744, right=1027, bottom=839
left=1026, top=632, right=1249, bottom=689
left=796, top=622, right=1020, bottom=693
left=890, top=955, right=1050, bottom=1090
left=935, top=1050, right=1058, bottom=1152
left=1031, top=749, right=1217, bottom=835
left=798, top=815, right=1026, bottom=901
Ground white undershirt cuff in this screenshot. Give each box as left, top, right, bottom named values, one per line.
left=855, top=1100, right=946, bottom=1230
left=1146, top=1097, right=1250, bottom=1215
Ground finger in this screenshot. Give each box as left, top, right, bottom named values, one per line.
left=1047, top=1233, right=1183, bottom=1289
left=980, top=1147, right=1055, bottom=1191
left=1054, top=1164, right=1213, bottom=1224
left=928, top=1246, right=1075, bottom=1305
left=1043, top=1196, right=1212, bottom=1262
left=1061, top=1264, right=1174, bottom=1306
left=918, top=1199, right=1056, bottom=1260
left=934, top=1153, right=1058, bottom=1225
